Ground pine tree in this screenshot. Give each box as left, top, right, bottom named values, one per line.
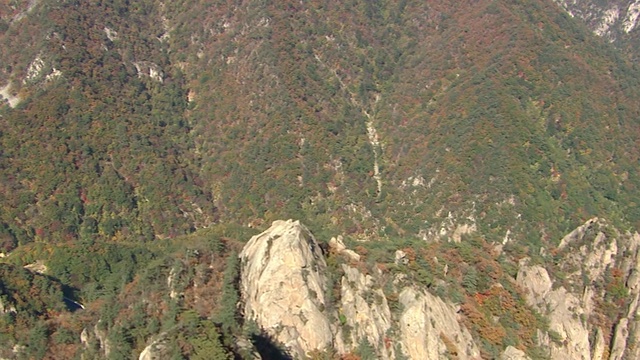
left=217, top=252, right=240, bottom=339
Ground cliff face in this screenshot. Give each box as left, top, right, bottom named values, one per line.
left=239, top=220, right=481, bottom=359
left=239, top=220, right=333, bottom=358
left=555, top=0, right=640, bottom=36
left=398, top=287, right=480, bottom=360
left=336, top=263, right=394, bottom=359
left=517, top=262, right=591, bottom=359
left=238, top=219, right=640, bottom=359
left=517, top=218, right=640, bottom=360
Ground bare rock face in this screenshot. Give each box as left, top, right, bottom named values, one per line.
left=395, top=250, right=408, bottom=265
left=239, top=220, right=332, bottom=358
left=138, top=335, right=168, bottom=360
left=517, top=219, right=640, bottom=360
left=516, top=260, right=553, bottom=306
left=501, top=346, right=531, bottom=360
left=546, top=288, right=591, bottom=360
left=79, top=321, right=111, bottom=359
left=611, top=231, right=640, bottom=360
left=517, top=261, right=591, bottom=360
left=337, top=264, right=394, bottom=359
left=328, top=235, right=361, bottom=262
left=398, top=287, right=480, bottom=360
left=557, top=217, right=599, bottom=250
left=592, top=328, right=606, bottom=360
left=554, top=0, right=640, bottom=41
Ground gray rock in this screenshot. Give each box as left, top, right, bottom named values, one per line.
left=239, top=220, right=333, bottom=358
left=610, top=318, right=629, bottom=360
left=329, top=235, right=361, bottom=262
left=398, top=287, right=480, bottom=360
left=517, top=262, right=590, bottom=360
left=138, top=335, right=168, bottom=360
left=395, top=250, right=408, bottom=265
left=516, top=259, right=552, bottom=307
left=337, top=264, right=393, bottom=358
left=557, top=218, right=598, bottom=250
left=501, top=346, right=531, bottom=360
left=592, top=327, right=606, bottom=360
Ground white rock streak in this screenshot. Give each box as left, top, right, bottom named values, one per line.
left=363, top=106, right=383, bottom=196
left=623, top=1, right=640, bottom=33
left=0, top=83, right=20, bottom=108
left=314, top=53, right=383, bottom=196
left=594, top=6, right=619, bottom=37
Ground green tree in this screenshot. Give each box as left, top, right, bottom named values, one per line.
left=27, top=321, right=49, bottom=360
left=217, top=252, right=240, bottom=339
left=462, top=267, right=479, bottom=293
left=189, top=324, right=232, bottom=360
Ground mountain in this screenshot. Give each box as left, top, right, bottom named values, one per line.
left=2, top=0, right=640, bottom=247
left=1, top=0, right=640, bottom=359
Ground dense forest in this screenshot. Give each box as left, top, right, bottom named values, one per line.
left=1, top=0, right=639, bottom=249
left=1, top=0, right=640, bottom=358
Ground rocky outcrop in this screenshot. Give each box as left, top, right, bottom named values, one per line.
left=613, top=231, right=640, bottom=359
left=23, top=260, right=47, bottom=274
left=239, top=219, right=483, bottom=360
left=561, top=222, right=640, bottom=360
left=0, top=83, right=20, bottom=108
left=517, top=218, right=640, bottom=360
left=516, top=262, right=552, bottom=306
left=555, top=0, right=640, bottom=40
left=79, top=321, right=111, bottom=359
left=501, top=346, right=531, bottom=360
left=328, top=235, right=360, bottom=262
left=557, top=217, right=598, bottom=250
left=336, top=264, right=393, bottom=359
left=132, top=61, right=164, bottom=83
left=138, top=335, right=168, bottom=360
left=239, top=220, right=333, bottom=358
left=592, top=327, right=606, bottom=360
left=517, top=259, right=591, bottom=360
left=547, top=288, right=591, bottom=360
left=398, top=287, right=480, bottom=360
left=395, top=250, right=408, bottom=265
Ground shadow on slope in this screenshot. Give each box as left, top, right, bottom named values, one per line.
left=250, top=332, right=293, bottom=360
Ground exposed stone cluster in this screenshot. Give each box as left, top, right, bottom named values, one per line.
left=239, top=220, right=480, bottom=359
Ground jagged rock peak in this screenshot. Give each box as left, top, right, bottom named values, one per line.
left=557, top=217, right=599, bottom=250
left=399, top=287, right=480, bottom=360
left=517, top=260, right=591, bottom=359
left=337, top=264, right=393, bottom=358
left=239, top=219, right=332, bottom=359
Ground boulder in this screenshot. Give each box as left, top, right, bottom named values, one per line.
left=501, top=346, right=531, bottom=360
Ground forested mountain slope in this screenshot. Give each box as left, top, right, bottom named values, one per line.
left=1, top=0, right=640, bottom=359
left=1, top=0, right=640, bottom=248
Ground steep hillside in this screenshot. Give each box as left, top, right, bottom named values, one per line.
left=0, top=0, right=217, bottom=247
left=1, top=0, right=640, bottom=358
left=2, top=0, right=639, bottom=249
